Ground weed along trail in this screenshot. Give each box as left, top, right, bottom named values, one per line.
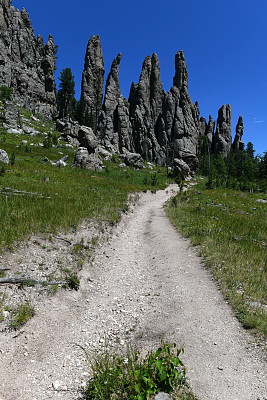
left=0, top=186, right=266, bottom=400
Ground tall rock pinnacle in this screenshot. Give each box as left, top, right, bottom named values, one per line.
left=213, top=104, right=232, bottom=156
left=128, top=53, right=165, bottom=161
left=233, top=115, right=245, bottom=151
left=0, top=1, right=56, bottom=116
left=98, top=53, right=124, bottom=148
left=173, top=50, right=188, bottom=88
left=81, top=35, right=105, bottom=130
left=161, top=50, right=200, bottom=157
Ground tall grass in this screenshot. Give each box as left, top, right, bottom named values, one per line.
left=165, top=182, right=267, bottom=337
left=0, top=125, right=169, bottom=253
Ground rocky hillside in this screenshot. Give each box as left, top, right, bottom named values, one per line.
left=0, top=0, right=56, bottom=117
left=81, top=36, right=244, bottom=171
left=0, top=1, right=245, bottom=175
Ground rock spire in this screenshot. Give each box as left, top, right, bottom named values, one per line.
left=233, top=116, right=245, bottom=151
left=213, top=104, right=232, bottom=156
left=80, top=35, right=105, bottom=130
left=0, top=1, right=56, bottom=116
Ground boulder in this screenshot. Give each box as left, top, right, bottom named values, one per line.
left=97, top=146, right=112, bottom=160
left=173, top=158, right=190, bottom=180
left=78, top=125, right=98, bottom=152
left=178, top=148, right=199, bottom=171
left=73, top=147, right=103, bottom=171
left=124, top=152, right=143, bottom=169
left=0, top=149, right=9, bottom=163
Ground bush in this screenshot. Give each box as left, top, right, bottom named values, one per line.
left=83, top=342, right=189, bottom=400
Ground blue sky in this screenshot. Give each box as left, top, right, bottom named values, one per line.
left=12, top=0, right=267, bottom=155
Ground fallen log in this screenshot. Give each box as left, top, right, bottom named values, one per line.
left=0, top=276, right=66, bottom=285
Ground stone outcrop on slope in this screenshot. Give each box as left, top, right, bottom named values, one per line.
left=213, top=104, right=232, bottom=156
left=80, top=35, right=105, bottom=130
left=233, top=115, right=245, bottom=151
left=0, top=0, right=56, bottom=117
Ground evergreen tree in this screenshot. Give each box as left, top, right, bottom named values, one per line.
left=57, top=68, right=76, bottom=120
left=246, top=142, right=255, bottom=159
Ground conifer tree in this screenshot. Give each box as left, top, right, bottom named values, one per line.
left=57, top=68, right=76, bottom=120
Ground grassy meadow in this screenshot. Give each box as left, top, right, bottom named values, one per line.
left=165, top=180, right=267, bottom=338
left=0, top=109, right=169, bottom=253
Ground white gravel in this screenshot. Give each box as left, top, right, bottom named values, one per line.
left=0, top=185, right=266, bottom=400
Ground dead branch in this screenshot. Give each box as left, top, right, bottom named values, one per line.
left=53, top=236, right=73, bottom=246
left=0, top=276, right=66, bottom=285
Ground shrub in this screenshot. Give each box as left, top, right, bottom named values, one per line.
left=83, top=342, right=189, bottom=400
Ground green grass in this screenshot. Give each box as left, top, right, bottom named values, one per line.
left=0, top=114, right=170, bottom=253
left=8, top=302, right=35, bottom=330
left=79, top=341, right=197, bottom=400
left=165, top=180, right=267, bottom=337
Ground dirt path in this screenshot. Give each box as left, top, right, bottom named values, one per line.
left=0, top=186, right=266, bottom=400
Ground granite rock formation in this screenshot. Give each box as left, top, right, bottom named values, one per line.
left=213, top=104, right=232, bottom=156
left=92, top=45, right=239, bottom=173
left=161, top=51, right=200, bottom=158
left=0, top=0, right=56, bottom=117
left=129, top=53, right=165, bottom=162
left=233, top=115, right=245, bottom=151
left=98, top=53, right=124, bottom=149
left=80, top=35, right=105, bottom=131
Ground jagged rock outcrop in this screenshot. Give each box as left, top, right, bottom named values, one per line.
left=129, top=53, right=165, bottom=162
left=76, top=35, right=241, bottom=172
left=0, top=0, right=56, bottom=117
left=116, top=96, right=134, bottom=152
left=213, top=104, right=232, bottom=156
left=162, top=51, right=200, bottom=158
left=80, top=35, right=105, bottom=130
left=233, top=116, right=245, bottom=151
left=98, top=53, right=125, bottom=150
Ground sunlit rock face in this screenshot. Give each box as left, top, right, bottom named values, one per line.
left=0, top=1, right=57, bottom=117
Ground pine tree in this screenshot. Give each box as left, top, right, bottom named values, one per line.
left=57, top=68, right=76, bottom=120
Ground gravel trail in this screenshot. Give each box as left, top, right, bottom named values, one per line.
left=0, top=186, right=266, bottom=400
